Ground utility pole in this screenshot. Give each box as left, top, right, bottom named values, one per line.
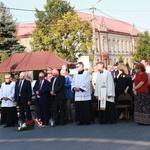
left=91, top=0, right=101, bottom=66
left=91, top=5, right=97, bottom=66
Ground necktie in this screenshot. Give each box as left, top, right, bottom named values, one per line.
left=38, top=80, right=42, bottom=91
left=18, top=80, right=22, bottom=95
left=52, top=78, right=56, bottom=91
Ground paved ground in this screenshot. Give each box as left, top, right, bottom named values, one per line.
left=0, top=119, right=150, bottom=150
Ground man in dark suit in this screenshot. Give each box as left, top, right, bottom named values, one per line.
left=49, top=69, right=66, bottom=125
left=15, top=72, right=32, bottom=123
left=33, top=71, right=50, bottom=126
left=112, top=63, right=119, bottom=79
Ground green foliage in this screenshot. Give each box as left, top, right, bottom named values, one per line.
left=48, top=12, right=93, bottom=62
left=0, top=51, right=8, bottom=83
left=1, top=51, right=8, bottom=62
left=134, top=31, right=150, bottom=61
left=31, top=0, right=93, bottom=62
left=126, top=62, right=130, bottom=67
left=31, top=0, right=74, bottom=51
left=0, top=2, right=25, bottom=56
left=118, top=55, right=124, bottom=62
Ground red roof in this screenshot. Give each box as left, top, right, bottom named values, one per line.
left=17, top=23, right=36, bottom=37
left=0, top=51, right=74, bottom=73
left=77, top=12, right=140, bottom=35
left=17, top=12, right=140, bottom=37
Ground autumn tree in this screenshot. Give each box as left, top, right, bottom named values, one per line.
left=48, top=12, right=93, bottom=62
left=134, top=31, right=150, bottom=61
left=118, top=55, right=124, bottom=62
left=31, top=0, right=93, bottom=62
left=31, top=0, right=74, bottom=51
left=0, top=51, right=8, bottom=83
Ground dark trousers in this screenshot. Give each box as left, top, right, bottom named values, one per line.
left=99, top=101, right=116, bottom=124
left=19, top=98, right=32, bottom=122
left=37, top=100, right=50, bottom=125
left=75, top=100, right=92, bottom=123
left=1, top=107, right=18, bottom=125
left=53, top=98, right=65, bottom=124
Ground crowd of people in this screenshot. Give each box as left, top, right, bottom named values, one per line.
left=0, top=58, right=150, bottom=128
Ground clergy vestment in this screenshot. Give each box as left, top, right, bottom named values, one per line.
left=94, top=69, right=116, bottom=124
left=0, top=82, right=18, bottom=126
left=72, top=70, right=93, bottom=124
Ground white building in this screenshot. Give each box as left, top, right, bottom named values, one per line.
left=17, top=12, right=140, bottom=67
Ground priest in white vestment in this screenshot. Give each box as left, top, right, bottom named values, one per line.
left=72, top=62, right=93, bottom=125
left=0, top=74, right=18, bottom=127
left=94, top=62, right=116, bottom=124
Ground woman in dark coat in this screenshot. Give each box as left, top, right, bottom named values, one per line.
left=114, top=64, right=133, bottom=119
left=115, top=64, right=133, bottom=100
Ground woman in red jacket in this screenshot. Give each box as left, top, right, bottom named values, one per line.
left=133, top=63, right=150, bottom=125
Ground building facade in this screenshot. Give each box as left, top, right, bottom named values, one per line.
left=17, top=12, right=139, bottom=68
left=77, top=12, right=139, bottom=67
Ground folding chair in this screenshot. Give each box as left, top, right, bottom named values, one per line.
left=115, top=94, right=132, bottom=123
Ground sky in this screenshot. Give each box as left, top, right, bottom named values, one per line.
left=1, top=0, right=150, bottom=32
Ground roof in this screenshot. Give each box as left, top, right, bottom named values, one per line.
left=0, top=51, right=74, bottom=73
left=17, top=23, right=36, bottom=37
left=77, top=12, right=140, bottom=35
left=16, top=12, right=140, bottom=38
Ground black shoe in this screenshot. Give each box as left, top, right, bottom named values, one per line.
left=60, top=122, right=66, bottom=126
left=54, top=122, right=59, bottom=125
left=84, top=122, right=90, bottom=125
left=3, top=124, right=9, bottom=128
left=106, top=121, right=113, bottom=125
left=60, top=121, right=66, bottom=126
left=3, top=124, right=14, bottom=128
left=0, top=122, right=4, bottom=126
left=76, top=121, right=83, bottom=125
left=138, top=123, right=149, bottom=126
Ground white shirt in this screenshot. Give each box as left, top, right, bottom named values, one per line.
left=52, top=77, right=57, bottom=91
left=71, top=70, right=91, bottom=101
left=0, top=82, right=16, bottom=107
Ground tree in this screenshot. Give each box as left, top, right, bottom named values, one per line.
left=1, top=51, right=8, bottom=62
left=0, top=2, right=25, bottom=56
left=48, top=12, right=93, bottom=62
left=134, top=31, right=150, bottom=61
left=0, top=51, right=8, bottom=83
left=31, top=0, right=93, bottom=62
left=126, top=62, right=130, bottom=67
left=31, top=0, right=74, bottom=51
left=119, top=55, right=124, bottom=62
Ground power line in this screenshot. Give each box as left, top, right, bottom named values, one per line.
left=100, top=9, right=150, bottom=13
left=96, top=8, right=150, bottom=31
left=2, top=6, right=150, bottom=13
left=75, top=8, right=90, bottom=11
left=96, top=8, right=117, bottom=20
left=1, top=6, right=150, bottom=31
left=0, top=7, right=37, bottom=12
left=0, top=6, right=90, bottom=13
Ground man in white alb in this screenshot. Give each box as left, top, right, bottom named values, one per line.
left=94, top=62, right=116, bottom=124
left=0, top=74, right=18, bottom=127
left=72, top=62, right=93, bottom=125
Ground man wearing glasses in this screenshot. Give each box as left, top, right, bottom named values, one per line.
left=15, top=72, right=32, bottom=123
left=0, top=74, right=18, bottom=127
left=72, top=62, right=92, bottom=125
left=33, top=71, right=50, bottom=126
